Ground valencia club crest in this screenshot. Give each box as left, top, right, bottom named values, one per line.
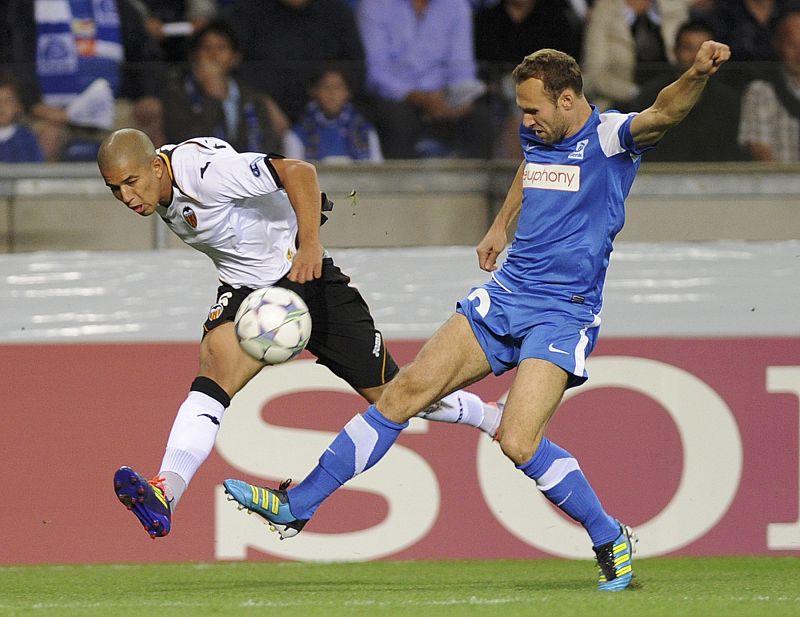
left=182, top=206, right=198, bottom=228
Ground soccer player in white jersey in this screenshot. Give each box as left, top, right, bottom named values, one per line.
left=223, top=41, right=731, bottom=590
left=97, top=129, right=502, bottom=541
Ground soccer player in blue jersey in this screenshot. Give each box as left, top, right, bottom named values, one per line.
left=224, top=40, right=731, bottom=591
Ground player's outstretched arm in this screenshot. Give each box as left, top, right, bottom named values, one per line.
left=270, top=158, right=324, bottom=283
left=631, top=40, right=731, bottom=147
left=477, top=162, right=524, bottom=272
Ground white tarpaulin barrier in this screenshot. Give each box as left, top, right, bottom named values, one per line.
left=1, top=241, right=798, bottom=342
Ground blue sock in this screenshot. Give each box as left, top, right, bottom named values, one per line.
left=288, top=405, right=407, bottom=519
left=518, top=438, right=619, bottom=547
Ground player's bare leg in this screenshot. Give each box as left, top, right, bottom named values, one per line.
left=499, top=358, right=636, bottom=591
left=378, top=314, right=493, bottom=423
left=199, top=322, right=265, bottom=395
left=494, top=358, right=566, bottom=464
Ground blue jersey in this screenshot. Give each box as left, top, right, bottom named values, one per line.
left=494, top=107, right=651, bottom=314
left=457, top=107, right=653, bottom=383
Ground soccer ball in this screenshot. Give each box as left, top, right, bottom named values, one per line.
left=234, top=287, right=312, bottom=365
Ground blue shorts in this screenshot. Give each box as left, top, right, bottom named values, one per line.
left=456, top=278, right=601, bottom=388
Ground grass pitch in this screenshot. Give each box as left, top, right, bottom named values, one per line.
left=1, top=557, right=798, bottom=616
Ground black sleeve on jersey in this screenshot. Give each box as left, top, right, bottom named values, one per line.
left=262, top=157, right=284, bottom=190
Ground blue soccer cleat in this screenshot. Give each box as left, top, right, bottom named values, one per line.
left=223, top=478, right=307, bottom=539
left=594, top=522, right=637, bottom=591
left=113, top=466, right=171, bottom=539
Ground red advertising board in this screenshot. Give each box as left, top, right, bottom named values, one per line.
left=3, top=338, right=800, bottom=564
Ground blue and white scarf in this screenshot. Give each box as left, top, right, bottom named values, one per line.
left=296, top=101, right=372, bottom=161
left=35, top=0, right=123, bottom=106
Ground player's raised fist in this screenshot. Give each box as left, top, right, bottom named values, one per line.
left=694, top=40, right=731, bottom=76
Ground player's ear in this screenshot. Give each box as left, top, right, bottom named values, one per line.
left=153, top=154, right=164, bottom=178
left=559, top=89, right=575, bottom=111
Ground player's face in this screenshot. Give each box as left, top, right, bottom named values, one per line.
left=101, top=156, right=165, bottom=217
left=516, top=78, right=569, bottom=144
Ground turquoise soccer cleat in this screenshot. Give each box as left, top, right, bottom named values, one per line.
left=594, top=522, right=637, bottom=591
left=223, top=478, right=307, bottom=539
left=113, top=466, right=171, bottom=539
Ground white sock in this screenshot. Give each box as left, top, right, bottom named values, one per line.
left=159, top=471, right=186, bottom=509
left=158, top=391, right=226, bottom=510
left=416, top=390, right=502, bottom=437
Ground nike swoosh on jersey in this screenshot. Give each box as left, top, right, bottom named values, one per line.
left=548, top=343, right=570, bottom=355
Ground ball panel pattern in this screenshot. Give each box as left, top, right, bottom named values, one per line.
left=234, top=287, right=312, bottom=364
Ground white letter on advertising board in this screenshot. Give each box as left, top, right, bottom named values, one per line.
left=766, top=366, right=800, bottom=549
left=477, top=356, right=742, bottom=558
left=214, top=360, right=439, bottom=561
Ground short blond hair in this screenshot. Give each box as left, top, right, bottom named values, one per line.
left=511, top=49, right=583, bottom=103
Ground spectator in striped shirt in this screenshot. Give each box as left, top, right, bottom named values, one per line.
left=738, top=9, right=800, bottom=162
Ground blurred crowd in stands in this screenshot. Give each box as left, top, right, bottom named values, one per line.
left=1, top=0, right=799, bottom=164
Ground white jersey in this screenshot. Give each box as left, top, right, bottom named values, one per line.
left=156, top=138, right=298, bottom=288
